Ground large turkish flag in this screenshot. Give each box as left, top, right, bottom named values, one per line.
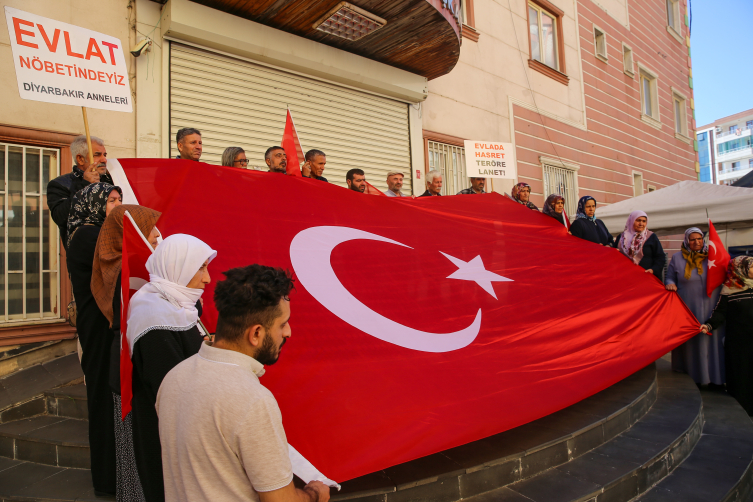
left=111, top=159, right=699, bottom=482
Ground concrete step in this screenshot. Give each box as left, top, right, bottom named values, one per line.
left=0, top=457, right=112, bottom=501
left=459, top=360, right=702, bottom=502
left=0, top=415, right=90, bottom=469
left=0, top=340, right=77, bottom=379
left=0, top=353, right=84, bottom=424
left=634, top=387, right=753, bottom=502
left=332, top=363, right=659, bottom=501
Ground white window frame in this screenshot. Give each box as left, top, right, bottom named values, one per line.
left=593, top=25, right=608, bottom=62
left=528, top=2, right=560, bottom=71
left=0, top=142, right=61, bottom=325
left=540, top=156, right=579, bottom=216
left=671, top=87, right=690, bottom=143
left=637, top=63, right=661, bottom=128
left=666, top=0, right=683, bottom=42
left=632, top=171, right=644, bottom=197
left=622, top=43, right=634, bottom=77
left=427, top=140, right=468, bottom=196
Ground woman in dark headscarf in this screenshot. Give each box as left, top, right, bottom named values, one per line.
left=666, top=228, right=724, bottom=386
left=542, top=194, right=569, bottom=230
left=508, top=182, right=539, bottom=210
left=702, top=256, right=753, bottom=414
left=66, top=182, right=123, bottom=495
left=615, top=210, right=665, bottom=277
left=92, top=205, right=161, bottom=502
left=569, top=196, right=614, bottom=246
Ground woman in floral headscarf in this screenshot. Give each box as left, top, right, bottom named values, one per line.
left=702, top=256, right=753, bottom=414
left=615, top=210, right=665, bottom=277
left=66, top=182, right=123, bottom=495
left=569, top=195, right=614, bottom=246
left=508, top=182, right=539, bottom=210
left=666, top=228, right=724, bottom=386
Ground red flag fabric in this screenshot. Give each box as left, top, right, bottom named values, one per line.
left=364, top=181, right=387, bottom=196
left=119, top=211, right=155, bottom=419
left=281, top=109, right=304, bottom=177
left=113, top=159, right=700, bottom=482
left=706, top=219, right=730, bottom=297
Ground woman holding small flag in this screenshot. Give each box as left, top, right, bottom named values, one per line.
left=91, top=205, right=161, bottom=502
left=666, top=228, right=724, bottom=387
left=126, top=234, right=217, bottom=502
left=615, top=210, right=665, bottom=277
left=702, top=256, right=753, bottom=415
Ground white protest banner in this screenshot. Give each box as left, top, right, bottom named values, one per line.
left=463, top=140, right=517, bottom=179
left=4, top=6, right=132, bottom=112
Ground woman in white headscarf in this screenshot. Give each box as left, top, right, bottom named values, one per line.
left=126, top=234, right=216, bottom=502
left=665, top=227, right=724, bottom=386
left=615, top=210, right=665, bottom=277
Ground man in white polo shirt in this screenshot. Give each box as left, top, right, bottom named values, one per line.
left=156, top=265, right=330, bottom=502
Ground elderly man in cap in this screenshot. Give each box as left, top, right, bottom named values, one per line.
left=385, top=172, right=404, bottom=197
left=457, top=177, right=486, bottom=195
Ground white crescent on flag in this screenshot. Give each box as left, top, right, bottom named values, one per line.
left=290, top=226, right=512, bottom=353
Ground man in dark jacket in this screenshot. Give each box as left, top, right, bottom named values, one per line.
left=47, top=135, right=113, bottom=247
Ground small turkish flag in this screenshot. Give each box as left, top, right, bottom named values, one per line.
left=120, top=211, right=155, bottom=419
left=364, top=181, right=387, bottom=196
left=281, top=109, right=304, bottom=177
left=706, top=219, right=730, bottom=297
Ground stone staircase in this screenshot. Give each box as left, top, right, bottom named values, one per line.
left=0, top=341, right=751, bottom=502
left=0, top=340, right=111, bottom=501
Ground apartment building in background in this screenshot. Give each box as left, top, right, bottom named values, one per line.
left=696, top=108, right=753, bottom=185
left=0, top=0, right=696, bottom=345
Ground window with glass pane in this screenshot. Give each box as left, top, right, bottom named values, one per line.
left=528, top=3, right=559, bottom=70
left=623, top=44, right=634, bottom=74
left=427, top=141, right=467, bottom=196
left=642, top=76, right=652, bottom=117
left=542, top=164, right=577, bottom=216
left=747, top=121, right=753, bottom=128
left=674, top=99, right=682, bottom=134
left=594, top=27, right=607, bottom=59
left=730, top=125, right=739, bottom=133
left=0, top=143, right=59, bottom=323
left=666, top=0, right=682, bottom=31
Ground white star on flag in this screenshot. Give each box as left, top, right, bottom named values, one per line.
left=440, top=252, right=512, bottom=299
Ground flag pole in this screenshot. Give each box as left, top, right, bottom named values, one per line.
left=81, top=107, right=95, bottom=171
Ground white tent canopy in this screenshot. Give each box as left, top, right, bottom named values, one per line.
left=597, top=181, right=753, bottom=237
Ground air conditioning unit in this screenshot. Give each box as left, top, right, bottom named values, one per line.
left=715, top=127, right=722, bottom=133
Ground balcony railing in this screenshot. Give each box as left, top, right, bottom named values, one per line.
left=716, top=126, right=753, bottom=139
left=716, top=145, right=753, bottom=160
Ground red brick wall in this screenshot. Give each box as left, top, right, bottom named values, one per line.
left=513, top=0, right=696, bottom=218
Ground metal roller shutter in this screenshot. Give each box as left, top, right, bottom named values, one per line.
left=169, top=43, right=412, bottom=194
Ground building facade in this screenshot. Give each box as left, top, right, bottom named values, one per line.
left=0, top=0, right=695, bottom=344
left=696, top=108, right=753, bottom=186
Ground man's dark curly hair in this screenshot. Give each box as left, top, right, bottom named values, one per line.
left=213, top=265, right=295, bottom=344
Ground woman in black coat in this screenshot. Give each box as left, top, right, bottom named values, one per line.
left=124, top=234, right=217, bottom=502
left=66, top=182, right=123, bottom=495
left=570, top=196, right=614, bottom=247
left=702, top=256, right=753, bottom=414
left=615, top=210, right=665, bottom=277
